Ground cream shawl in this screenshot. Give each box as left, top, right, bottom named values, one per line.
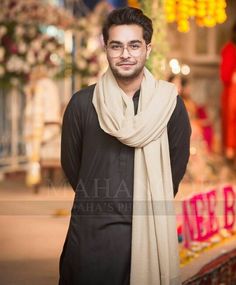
left=92, top=67, right=181, bottom=285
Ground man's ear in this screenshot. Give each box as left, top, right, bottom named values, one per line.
left=146, top=43, right=152, bottom=59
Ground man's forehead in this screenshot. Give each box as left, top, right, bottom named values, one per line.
left=107, top=24, right=144, bottom=42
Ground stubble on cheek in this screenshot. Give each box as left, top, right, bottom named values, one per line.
left=108, top=58, right=146, bottom=81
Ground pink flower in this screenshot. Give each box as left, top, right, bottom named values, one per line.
left=10, top=43, right=18, bottom=54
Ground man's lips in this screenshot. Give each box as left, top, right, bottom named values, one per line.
left=116, top=62, right=135, bottom=66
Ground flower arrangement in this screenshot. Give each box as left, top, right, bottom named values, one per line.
left=0, top=0, right=79, bottom=88
left=0, top=22, right=66, bottom=88
left=74, top=2, right=110, bottom=88
left=164, top=0, right=227, bottom=33
left=0, top=0, right=76, bottom=30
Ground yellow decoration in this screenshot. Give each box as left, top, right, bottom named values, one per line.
left=166, top=14, right=176, bottom=22
left=196, top=9, right=206, bottom=18
left=204, top=16, right=216, bottom=27
left=189, top=8, right=196, bottom=17
left=177, top=20, right=190, bottom=33
left=128, top=0, right=140, bottom=8
left=164, top=0, right=227, bottom=32
left=216, top=12, right=227, bottom=24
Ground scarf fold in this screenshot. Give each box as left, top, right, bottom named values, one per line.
left=92, top=67, right=181, bottom=285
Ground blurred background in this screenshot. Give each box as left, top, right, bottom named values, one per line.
left=0, top=0, right=236, bottom=284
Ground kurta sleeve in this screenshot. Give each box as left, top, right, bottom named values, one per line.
left=61, top=95, right=82, bottom=191
left=167, top=95, right=191, bottom=196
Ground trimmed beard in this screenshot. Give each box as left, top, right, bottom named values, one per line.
left=107, top=57, right=147, bottom=81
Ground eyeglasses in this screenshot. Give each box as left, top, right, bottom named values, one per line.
left=106, top=41, right=146, bottom=58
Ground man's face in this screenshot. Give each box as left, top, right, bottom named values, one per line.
left=105, top=24, right=151, bottom=80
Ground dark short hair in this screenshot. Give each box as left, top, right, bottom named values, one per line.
left=102, top=7, right=153, bottom=45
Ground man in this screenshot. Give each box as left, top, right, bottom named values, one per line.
left=59, top=7, right=191, bottom=285
left=220, top=21, right=236, bottom=162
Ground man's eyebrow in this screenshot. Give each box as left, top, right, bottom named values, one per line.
left=129, top=40, right=143, bottom=44
left=108, top=40, right=122, bottom=45
left=108, top=40, right=143, bottom=45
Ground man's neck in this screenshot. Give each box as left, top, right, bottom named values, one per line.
left=116, top=71, right=144, bottom=97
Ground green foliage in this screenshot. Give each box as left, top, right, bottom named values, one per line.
left=140, top=0, right=168, bottom=79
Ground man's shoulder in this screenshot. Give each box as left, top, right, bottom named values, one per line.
left=71, top=84, right=96, bottom=104
left=65, top=84, right=96, bottom=116
left=168, top=95, right=190, bottom=130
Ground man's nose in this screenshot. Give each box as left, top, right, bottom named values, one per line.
left=120, top=46, right=130, bottom=58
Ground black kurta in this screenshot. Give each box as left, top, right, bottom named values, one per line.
left=59, top=84, right=191, bottom=285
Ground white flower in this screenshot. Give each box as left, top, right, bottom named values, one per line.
left=18, top=42, right=27, bottom=54
left=22, top=64, right=30, bottom=74
left=14, top=58, right=25, bottom=73
left=50, top=53, right=61, bottom=65
left=6, top=56, right=16, bottom=72
left=0, top=26, right=7, bottom=38
left=6, top=55, right=24, bottom=73
left=31, top=39, right=42, bottom=51
left=37, top=50, right=47, bottom=62
left=0, top=47, right=5, bottom=62
left=0, top=65, right=5, bottom=77
left=26, top=50, right=36, bottom=65
left=15, top=25, right=25, bottom=37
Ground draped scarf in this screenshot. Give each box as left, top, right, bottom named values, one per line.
left=92, top=67, right=181, bottom=285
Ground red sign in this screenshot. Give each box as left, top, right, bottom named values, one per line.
left=182, top=185, right=235, bottom=248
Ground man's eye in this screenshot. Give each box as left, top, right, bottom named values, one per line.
left=129, top=44, right=140, bottom=49
left=110, top=45, right=122, bottom=50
